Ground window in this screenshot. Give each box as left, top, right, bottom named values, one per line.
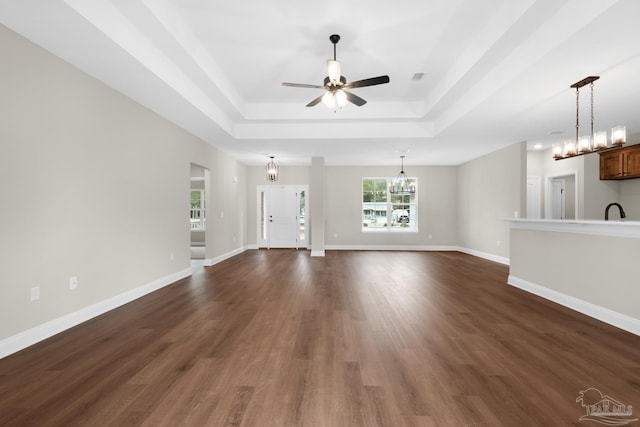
left=362, top=178, right=417, bottom=231
left=190, top=189, right=205, bottom=230
left=299, top=190, right=306, bottom=241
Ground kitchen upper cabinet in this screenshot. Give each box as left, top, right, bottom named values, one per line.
left=599, top=144, right=640, bottom=180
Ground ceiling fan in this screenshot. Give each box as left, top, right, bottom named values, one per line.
left=282, top=34, right=390, bottom=110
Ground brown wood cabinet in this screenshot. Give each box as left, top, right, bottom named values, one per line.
left=599, top=144, right=640, bottom=180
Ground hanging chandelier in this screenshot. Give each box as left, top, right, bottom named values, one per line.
left=266, top=156, right=278, bottom=182
left=553, top=76, right=626, bottom=160
left=389, top=155, right=415, bottom=194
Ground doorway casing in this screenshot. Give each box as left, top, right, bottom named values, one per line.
left=257, top=185, right=309, bottom=249
left=545, top=169, right=579, bottom=220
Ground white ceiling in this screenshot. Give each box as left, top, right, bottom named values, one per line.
left=2, top=0, right=640, bottom=166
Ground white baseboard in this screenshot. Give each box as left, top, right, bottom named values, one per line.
left=249, top=243, right=506, bottom=267
left=508, top=275, right=640, bottom=336
left=247, top=244, right=259, bottom=250
left=324, top=244, right=458, bottom=251
left=0, top=268, right=193, bottom=360
left=203, top=246, right=248, bottom=267
left=456, top=247, right=510, bottom=265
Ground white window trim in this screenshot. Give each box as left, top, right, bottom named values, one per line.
left=362, top=177, right=418, bottom=233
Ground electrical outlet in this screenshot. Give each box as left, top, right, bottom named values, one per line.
left=334, top=233, right=338, bottom=239
left=69, top=276, right=78, bottom=290
left=170, top=252, right=175, bottom=261
left=428, top=233, right=433, bottom=239
left=220, top=211, right=224, bottom=218
left=31, top=286, right=40, bottom=301
left=497, top=240, right=501, bottom=247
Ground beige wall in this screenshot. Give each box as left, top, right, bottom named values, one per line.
left=0, top=25, right=246, bottom=341
left=510, top=228, right=640, bottom=320
left=457, top=142, right=526, bottom=258
left=527, top=147, right=584, bottom=218
left=325, top=165, right=458, bottom=247
left=245, top=164, right=458, bottom=248
left=619, top=136, right=640, bottom=220
left=621, top=179, right=640, bottom=220
left=582, top=153, right=620, bottom=220
left=563, top=174, right=576, bottom=219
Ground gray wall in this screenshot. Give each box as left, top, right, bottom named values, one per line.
left=621, top=179, right=640, bottom=220
left=527, top=147, right=585, bottom=218
left=245, top=164, right=459, bottom=248
left=457, top=142, right=526, bottom=259
left=582, top=153, right=620, bottom=220
left=325, top=166, right=458, bottom=247
left=510, top=228, right=640, bottom=320
left=563, top=174, right=576, bottom=219
left=0, top=25, right=246, bottom=340
left=619, top=135, right=640, bottom=220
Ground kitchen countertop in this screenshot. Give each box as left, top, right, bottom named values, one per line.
left=505, top=218, right=640, bottom=238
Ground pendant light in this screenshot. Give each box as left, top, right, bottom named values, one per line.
left=389, top=156, right=415, bottom=194
left=266, top=156, right=278, bottom=182
left=552, top=76, right=626, bottom=160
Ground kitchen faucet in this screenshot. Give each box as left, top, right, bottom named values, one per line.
left=604, top=202, right=626, bottom=221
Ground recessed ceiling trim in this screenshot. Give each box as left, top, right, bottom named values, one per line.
left=244, top=101, right=425, bottom=120
left=140, top=0, right=246, bottom=117
left=234, top=120, right=435, bottom=140
left=64, top=0, right=235, bottom=134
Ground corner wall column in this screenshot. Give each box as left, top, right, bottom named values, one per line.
left=310, top=157, right=325, bottom=256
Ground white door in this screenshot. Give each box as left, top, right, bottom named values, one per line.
left=268, top=187, right=298, bottom=248
left=550, top=179, right=565, bottom=219
left=526, top=176, right=541, bottom=219
left=257, top=186, right=307, bottom=249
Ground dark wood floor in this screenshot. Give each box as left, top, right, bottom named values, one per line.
left=1, top=250, right=639, bottom=426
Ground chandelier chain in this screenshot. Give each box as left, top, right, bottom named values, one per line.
left=575, top=87, right=580, bottom=144
left=590, top=82, right=595, bottom=141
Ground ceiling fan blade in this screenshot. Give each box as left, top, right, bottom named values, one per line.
left=344, top=90, right=367, bottom=106
left=282, top=82, right=326, bottom=89
left=306, top=94, right=325, bottom=107
left=344, top=75, right=390, bottom=89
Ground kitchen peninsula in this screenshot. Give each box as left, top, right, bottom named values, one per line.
left=506, top=219, right=640, bottom=336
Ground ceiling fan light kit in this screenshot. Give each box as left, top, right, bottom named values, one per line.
left=327, top=60, right=341, bottom=83
left=282, top=34, right=390, bottom=112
